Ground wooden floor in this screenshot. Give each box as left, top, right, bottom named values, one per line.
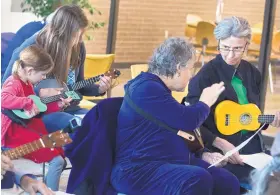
left=110, top=62, right=280, bottom=137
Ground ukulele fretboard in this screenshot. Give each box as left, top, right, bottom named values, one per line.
left=71, top=75, right=103, bottom=91
left=41, top=94, right=64, bottom=104
left=258, top=115, right=275, bottom=124
left=3, top=140, right=43, bottom=160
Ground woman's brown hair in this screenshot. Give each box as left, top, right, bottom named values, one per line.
left=12, top=45, right=54, bottom=75
left=36, top=4, right=88, bottom=83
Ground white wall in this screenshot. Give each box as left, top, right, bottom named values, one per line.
left=1, top=0, right=41, bottom=33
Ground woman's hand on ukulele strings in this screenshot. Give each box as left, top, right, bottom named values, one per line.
left=98, top=76, right=112, bottom=94
left=58, top=97, right=72, bottom=110
left=271, top=111, right=280, bottom=128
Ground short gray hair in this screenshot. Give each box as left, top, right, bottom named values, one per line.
left=214, top=16, right=252, bottom=41
left=148, top=37, right=195, bottom=78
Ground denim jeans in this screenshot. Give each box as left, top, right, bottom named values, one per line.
left=42, top=108, right=88, bottom=133
left=45, top=155, right=66, bottom=191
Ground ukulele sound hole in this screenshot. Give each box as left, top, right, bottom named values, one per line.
left=240, top=113, right=252, bottom=125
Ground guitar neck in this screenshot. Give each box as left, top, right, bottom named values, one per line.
left=72, top=75, right=103, bottom=91
left=41, top=94, right=63, bottom=104
left=258, top=115, right=275, bottom=124
left=2, top=140, right=43, bottom=160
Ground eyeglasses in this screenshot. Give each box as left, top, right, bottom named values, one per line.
left=217, top=42, right=248, bottom=55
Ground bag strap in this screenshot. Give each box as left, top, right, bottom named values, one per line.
left=124, top=90, right=178, bottom=135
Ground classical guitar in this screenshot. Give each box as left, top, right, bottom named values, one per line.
left=2, top=130, right=72, bottom=160
left=215, top=100, right=275, bottom=135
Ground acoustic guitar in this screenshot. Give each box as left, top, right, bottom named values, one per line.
left=215, top=100, right=275, bottom=135
left=2, top=130, right=72, bottom=160
left=12, top=69, right=121, bottom=119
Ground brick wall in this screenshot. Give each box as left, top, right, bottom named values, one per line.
left=84, top=0, right=280, bottom=63
left=185, top=0, right=280, bottom=28
left=85, top=0, right=111, bottom=54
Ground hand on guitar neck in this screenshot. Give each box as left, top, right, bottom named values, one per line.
left=271, top=111, right=280, bottom=128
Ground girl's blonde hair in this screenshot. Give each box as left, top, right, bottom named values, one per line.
left=12, top=45, right=54, bottom=75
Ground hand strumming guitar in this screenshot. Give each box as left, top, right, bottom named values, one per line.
left=58, top=97, right=72, bottom=110
left=25, top=102, right=40, bottom=118
left=1, top=154, right=14, bottom=179
left=98, top=76, right=112, bottom=94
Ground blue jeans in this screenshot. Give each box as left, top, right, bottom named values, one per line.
left=42, top=108, right=88, bottom=133
left=45, top=155, right=66, bottom=191
left=111, top=157, right=240, bottom=195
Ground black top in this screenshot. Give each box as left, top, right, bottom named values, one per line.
left=184, top=54, right=267, bottom=150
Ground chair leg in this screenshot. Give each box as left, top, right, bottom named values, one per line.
left=268, top=63, right=274, bottom=93
left=42, top=162, right=46, bottom=182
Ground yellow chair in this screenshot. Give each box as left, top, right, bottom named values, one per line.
left=131, top=64, right=148, bottom=79
left=185, top=14, right=203, bottom=39
left=251, top=22, right=277, bottom=45
left=130, top=64, right=188, bottom=102
left=83, top=54, right=115, bottom=100
left=272, top=31, right=280, bottom=54
left=84, top=54, right=115, bottom=79
left=195, top=21, right=218, bottom=65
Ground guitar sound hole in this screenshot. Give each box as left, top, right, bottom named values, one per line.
left=240, top=113, right=252, bottom=125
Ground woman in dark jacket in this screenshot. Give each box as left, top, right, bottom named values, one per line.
left=185, top=16, right=280, bottom=183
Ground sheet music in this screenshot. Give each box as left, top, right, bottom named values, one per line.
left=240, top=153, right=273, bottom=170
left=208, top=123, right=266, bottom=168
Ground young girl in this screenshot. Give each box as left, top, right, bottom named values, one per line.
left=1, top=45, right=71, bottom=191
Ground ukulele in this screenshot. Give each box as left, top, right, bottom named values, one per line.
left=2, top=130, right=72, bottom=160
left=215, top=100, right=275, bottom=135
left=36, top=69, right=121, bottom=93
left=12, top=69, right=121, bottom=119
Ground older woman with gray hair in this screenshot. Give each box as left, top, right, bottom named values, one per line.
left=185, top=16, right=280, bottom=185
left=111, top=37, right=240, bottom=195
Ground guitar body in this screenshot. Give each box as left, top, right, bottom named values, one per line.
left=12, top=95, right=47, bottom=119
left=215, top=100, right=262, bottom=135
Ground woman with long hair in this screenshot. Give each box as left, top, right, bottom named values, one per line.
left=2, top=5, right=112, bottom=132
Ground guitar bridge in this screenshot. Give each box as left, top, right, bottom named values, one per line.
left=225, top=114, right=230, bottom=126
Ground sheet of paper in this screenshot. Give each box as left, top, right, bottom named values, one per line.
left=241, top=153, right=273, bottom=170
left=208, top=124, right=265, bottom=168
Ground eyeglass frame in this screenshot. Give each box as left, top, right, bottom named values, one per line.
left=217, top=40, right=248, bottom=55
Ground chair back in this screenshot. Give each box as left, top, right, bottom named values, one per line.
left=1, top=32, right=15, bottom=54
left=84, top=54, right=115, bottom=79
left=185, top=14, right=202, bottom=38
left=272, top=31, right=280, bottom=53
left=131, top=64, right=148, bottom=79
left=195, top=21, right=217, bottom=47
